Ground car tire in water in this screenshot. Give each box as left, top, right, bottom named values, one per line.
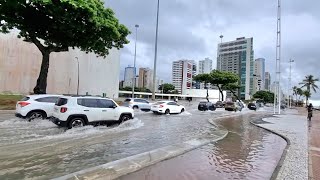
left=28, top=111, right=46, bottom=121
left=133, top=106, right=139, bottom=110
left=181, top=108, right=185, bottom=113
left=165, top=109, right=170, bottom=115
left=119, top=114, right=131, bottom=124
left=68, top=117, right=85, bottom=129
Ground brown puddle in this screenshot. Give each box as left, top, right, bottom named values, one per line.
left=119, top=113, right=286, bottom=180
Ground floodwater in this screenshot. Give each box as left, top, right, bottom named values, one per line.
left=119, top=113, right=287, bottom=180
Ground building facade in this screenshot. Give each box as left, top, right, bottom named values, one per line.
left=265, top=72, right=271, bottom=91
left=138, top=67, right=153, bottom=90
left=172, top=60, right=194, bottom=94
left=123, top=66, right=135, bottom=88
left=198, top=58, right=213, bottom=74
left=217, top=37, right=254, bottom=100
left=253, top=58, right=266, bottom=92
left=0, top=33, right=120, bottom=98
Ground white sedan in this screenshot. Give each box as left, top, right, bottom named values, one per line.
left=151, top=101, right=185, bottom=114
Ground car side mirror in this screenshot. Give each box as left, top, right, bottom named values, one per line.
left=112, top=105, right=117, bottom=109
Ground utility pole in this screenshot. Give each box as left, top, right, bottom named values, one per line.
left=132, top=24, right=139, bottom=98
left=289, top=59, right=294, bottom=108
left=274, top=0, right=281, bottom=114
left=152, top=0, right=160, bottom=100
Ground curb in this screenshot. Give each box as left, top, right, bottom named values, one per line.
left=54, top=120, right=228, bottom=180
left=250, top=116, right=291, bottom=180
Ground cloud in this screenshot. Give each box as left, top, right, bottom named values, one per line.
left=107, top=0, right=320, bottom=100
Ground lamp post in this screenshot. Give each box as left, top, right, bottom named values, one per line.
left=152, top=0, right=160, bottom=100
left=75, top=57, right=79, bottom=95
left=218, top=35, right=223, bottom=101
left=289, top=59, right=294, bottom=108
left=132, top=24, right=139, bottom=98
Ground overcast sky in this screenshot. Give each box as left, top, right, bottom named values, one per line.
left=106, top=0, right=320, bottom=100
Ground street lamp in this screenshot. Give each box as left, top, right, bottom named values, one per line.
left=289, top=59, right=294, bottom=108
left=132, top=24, right=139, bottom=98
left=75, top=57, right=79, bottom=95
left=152, top=0, right=160, bottom=100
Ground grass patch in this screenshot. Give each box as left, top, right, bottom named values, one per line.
left=0, top=95, right=24, bottom=110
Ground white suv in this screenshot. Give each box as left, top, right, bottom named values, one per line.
left=15, top=94, right=62, bottom=121
left=51, top=96, right=134, bottom=129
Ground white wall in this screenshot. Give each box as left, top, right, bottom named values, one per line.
left=183, top=89, right=226, bottom=101
left=0, top=33, right=120, bottom=98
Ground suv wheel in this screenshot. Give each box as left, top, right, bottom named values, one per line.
left=119, top=114, right=131, bottom=124
left=69, top=118, right=85, bottom=129
left=28, top=111, right=45, bottom=121
left=181, top=108, right=185, bottom=113
left=133, top=106, right=139, bottom=110
left=165, top=109, right=170, bottom=115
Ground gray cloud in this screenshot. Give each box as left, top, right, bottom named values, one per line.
left=107, top=0, right=320, bottom=100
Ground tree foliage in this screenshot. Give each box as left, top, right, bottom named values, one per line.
left=0, top=0, right=130, bottom=94
left=210, top=70, right=239, bottom=101
left=253, top=90, right=274, bottom=103
left=193, top=70, right=239, bottom=101
left=299, top=75, right=319, bottom=94
left=120, top=86, right=151, bottom=93
left=193, top=74, right=211, bottom=101
left=158, top=83, right=175, bottom=94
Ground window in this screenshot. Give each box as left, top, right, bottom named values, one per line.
left=77, top=98, right=99, bottom=108
left=98, top=99, right=116, bottom=108
left=134, top=99, right=143, bottom=103
left=36, top=96, right=59, bottom=103
left=168, top=102, right=177, bottom=106
left=56, top=98, right=68, bottom=106
left=20, top=96, right=30, bottom=101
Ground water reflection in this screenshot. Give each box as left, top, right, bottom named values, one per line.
left=119, top=114, right=286, bottom=180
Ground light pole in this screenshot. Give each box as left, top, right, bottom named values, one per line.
left=132, top=24, right=139, bottom=98
left=218, top=34, right=223, bottom=101
left=75, top=57, right=79, bottom=95
left=152, top=0, right=160, bottom=100
left=289, top=59, right=294, bottom=108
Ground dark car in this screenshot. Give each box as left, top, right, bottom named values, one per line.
left=198, top=101, right=216, bottom=111
left=215, top=101, right=224, bottom=108
left=248, top=102, right=257, bottom=110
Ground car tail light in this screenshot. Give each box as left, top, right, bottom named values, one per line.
left=159, top=105, right=164, bottom=108
left=18, top=101, right=30, bottom=107
left=60, top=107, right=68, bottom=113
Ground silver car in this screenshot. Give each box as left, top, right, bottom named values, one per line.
left=122, top=98, right=151, bottom=111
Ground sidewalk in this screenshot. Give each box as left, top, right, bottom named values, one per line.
left=252, top=109, right=308, bottom=180
left=309, top=110, right=320, bottom=179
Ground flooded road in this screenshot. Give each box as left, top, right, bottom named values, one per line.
left=0, top=102, right=234, bottom=179
left=119, top=113, right=287, bottom=180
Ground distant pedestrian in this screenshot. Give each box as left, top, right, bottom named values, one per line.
left=307, top=103, right=313, bottom=121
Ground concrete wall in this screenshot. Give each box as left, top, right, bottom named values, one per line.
left=183, top=89, right=226, bottom=102
left=0, top=33, right=120, bottom=98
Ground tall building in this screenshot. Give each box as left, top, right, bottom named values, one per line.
left=265, top=72, right=271, bottom=91
left=254, top=58, right=266, bottom=92
left=198, top=58, right=213, bottom=74
left=138, top=68, right=153, bottom=90
left=172, top=60, right=194, bottom=94
left=217, top=37, right=254, bottom=100
left=123, top=66, right=135, bottom=88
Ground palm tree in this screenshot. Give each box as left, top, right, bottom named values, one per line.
left=299, top=75, right=319, bottom=104
left=302, top=90, right=311, bottom=105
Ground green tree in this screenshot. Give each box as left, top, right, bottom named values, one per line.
left=223, top=83, right=241, bottom=102
left=193, top=73, right=211, bottom=102
left=299, top=75, right=319, bottom=104
left=0, top=0, right=130, bottom=94
left=302, top=90, right=311, bottom=105
left=297, top=87, right=303, bottom=100
left=210, top=70, right=239, bottom=101
left=253, top=90, right=274, bottom=103
left=158, top=83, right=175, bottom=94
